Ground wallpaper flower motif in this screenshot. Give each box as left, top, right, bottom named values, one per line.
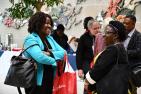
left=49, top=2, right=84, bottom=30
left=0, top=9, right=28, bottom=29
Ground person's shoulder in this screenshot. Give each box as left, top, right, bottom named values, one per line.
left=133, top=30, right=141, bottom=38
left=101, top=45, right=118, bottom=57
left=23, top=33, right=39, bottom=46
left=79, top=32, right=89, bottom=39
left=25, top=34, right=34, bottom=39
left=135, top=30, right=141, bottom=35
left=47, top=35, right=54, bottom=39
left=62, top=33, right=67, bottom=37
left=106, top=45, right=117, bottom=51
left=51, top=30, right=57, bottom=36
left=24, top=33, right=38, bottom=42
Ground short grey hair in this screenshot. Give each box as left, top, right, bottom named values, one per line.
left=87, top=20, right=101, bottom=29
left=87, top=19, right=94, bottom=29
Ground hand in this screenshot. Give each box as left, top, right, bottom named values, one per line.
left=84, top=79, right=89, bottom=91
left=78, top=69, right=84, bottom=79
left=43, top=51, right=51, bottom=56
left=84, top=83, right=88, bottom=91
left=52, top=62, right=57, bottom=67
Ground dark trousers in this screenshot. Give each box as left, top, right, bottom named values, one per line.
left=25, top=65, right=54, bottom=94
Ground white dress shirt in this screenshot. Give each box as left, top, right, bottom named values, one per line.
left=123, top=28, right=135, bottom=50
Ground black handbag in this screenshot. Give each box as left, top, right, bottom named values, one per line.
left=96, top=45, right=129, bottom=94
left=4, top=44, right=38, bottom=88
left=131, top=63, right=141, bottom=87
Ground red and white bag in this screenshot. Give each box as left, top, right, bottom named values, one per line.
left=53, top=54, right=77, bottom=94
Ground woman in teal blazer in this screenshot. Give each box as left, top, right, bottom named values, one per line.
left=23, top=12, right=65, bottom=94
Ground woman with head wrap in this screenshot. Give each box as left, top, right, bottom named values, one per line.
left=84, top=21, right=129, bottom=94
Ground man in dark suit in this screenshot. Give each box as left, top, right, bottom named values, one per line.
left=123, top=15, right=141, bottom=94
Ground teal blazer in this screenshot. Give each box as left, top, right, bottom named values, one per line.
left=23, top=32, right=65, bottom=86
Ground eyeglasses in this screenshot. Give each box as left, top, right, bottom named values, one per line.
left=104, top=31, right=117, bottom=37
left=105, top=32, right=116, bottom=34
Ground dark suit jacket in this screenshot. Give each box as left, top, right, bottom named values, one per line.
left=127, top=30, right=141, bottom=65
left=89, top=44, right=128, bottom=81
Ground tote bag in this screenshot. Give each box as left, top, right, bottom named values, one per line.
left=4, top=44, right=38, bottom=88
left=53, top=54, right=77, bottom=94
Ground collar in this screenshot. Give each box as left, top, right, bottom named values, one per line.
left=128, top=28, right=135, bottom=38
left=32, top=32, right=38, bottom=37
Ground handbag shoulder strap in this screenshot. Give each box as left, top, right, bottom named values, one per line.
left=17, top=87, right=22, bottom=94
left=19, top=44, right=38, bottom=56
left=16, top=44, right=38, bottom=94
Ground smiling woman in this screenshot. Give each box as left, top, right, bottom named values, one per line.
left=23, top=12, right=65, bottom=94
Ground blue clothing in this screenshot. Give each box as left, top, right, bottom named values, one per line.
left=0, top=50, right=4, bottom=57
left=23, top=32, right=65, bottom=86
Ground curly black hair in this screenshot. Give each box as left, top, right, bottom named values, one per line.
left=28, top=12, right=53, bottom=33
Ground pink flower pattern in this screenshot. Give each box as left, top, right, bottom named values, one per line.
left=4, top=17, right=13, bottom=27
left=105, top=0, right=122, bottom=18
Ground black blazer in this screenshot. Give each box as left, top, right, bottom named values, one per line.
left=89, top=44, right=128, bottom=81
left=89, top=44, right=129, bottom=94
left=76, top=32, right=94, bottom=70
left=127, top=30, right=141, bottom=65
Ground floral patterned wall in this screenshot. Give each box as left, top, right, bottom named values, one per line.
left=0, top=0, right=141, bottom=47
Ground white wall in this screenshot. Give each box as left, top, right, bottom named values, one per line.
left=0, top=0, right=141, bottom=47
left=0, top=22, right=28, bottom=47
left=65, top=0, right=109, bottom=37
left=0, top=0, right=28, bottom=47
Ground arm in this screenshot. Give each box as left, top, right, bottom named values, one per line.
left=48, top=36, right=66, bottom=60
left=24, top=36, right=56, bottom=66
left=76, top=37, right=84, bottom=70
left=76, top=37, right=85, bottom=78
